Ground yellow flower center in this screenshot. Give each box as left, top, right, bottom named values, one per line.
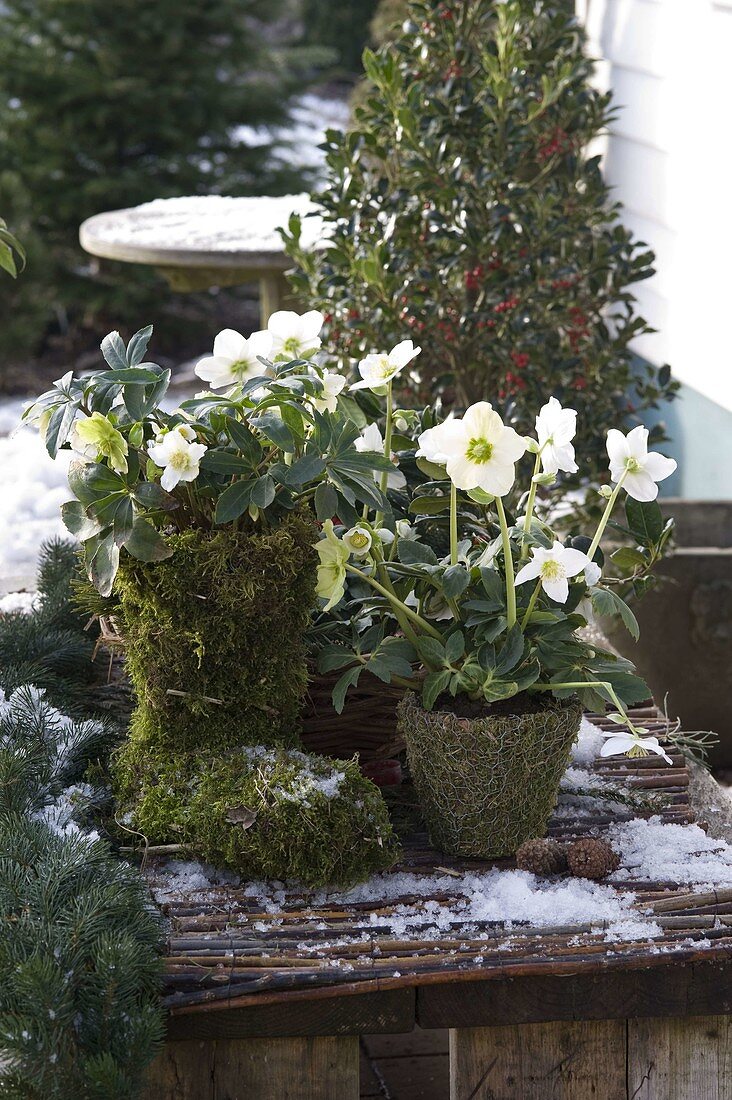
left=350, top=531, right=370, bottom=549
left=540, top=559, right=565, bottom=581
left=231, top=359, right=253, bottom=378
left=627, top=742, right=649, bottom=758
left=283, top=337, right=301, bottom=356
left=466, top=437, right=493, bottom=464
left=625, top=456, right=641, bottom=473
left=169, top=451, right=191, bottom=471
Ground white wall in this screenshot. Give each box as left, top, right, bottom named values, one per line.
left=582, top=0, right=732, bottom=414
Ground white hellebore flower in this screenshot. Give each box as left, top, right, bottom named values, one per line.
left=535, top=397, right=578, bottom=475
left=424, top=402, right=526, bottom=496
left=195, top=328, right=273, bottom=389
left=268, top=310, right=324, bottom=360
left=148, top=431, right=207, bottom=492
left=355, top=422, right=406, bottom=489
left=600, top=729, right=673, bottom=765
left=343, top=526, right=373, bottom=557
left=312, top=370, right=346, bottom=414
left=515, top=541, right=591, bottom=604
left=606, top=425, right=677, bottom=502
left=351, top=340, right=421, bottom=391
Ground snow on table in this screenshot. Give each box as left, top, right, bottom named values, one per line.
left=80, top=193, right=322, bottom=261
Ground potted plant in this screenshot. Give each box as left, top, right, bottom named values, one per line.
left=315, top=383, right=679, bottom=858
left=24, top=313, right=406, bottom=884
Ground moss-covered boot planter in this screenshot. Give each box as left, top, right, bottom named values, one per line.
left=398, top=692, right=583, bottom=859
left=124, top=746, right=399, bottom=888
left=115, top=513, right=317, bottom=762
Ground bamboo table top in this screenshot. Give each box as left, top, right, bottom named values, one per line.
left=151, top=707, right=732, bottom=1039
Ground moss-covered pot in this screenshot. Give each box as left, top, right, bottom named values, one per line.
left=398, top=692, right=583, bottom=858
left=115, top=513, right=317, bottom=770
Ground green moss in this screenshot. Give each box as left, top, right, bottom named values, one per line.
left=111, top=512, right=400, bottom=888
left=127, top=746, right=400, bottom=888
left=115, top=513, right=317, bottom=757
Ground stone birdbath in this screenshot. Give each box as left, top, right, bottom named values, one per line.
left=79, top=194, right=321, bottom=326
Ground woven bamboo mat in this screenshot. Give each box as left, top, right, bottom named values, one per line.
left=155, top=707, right=732, bottom=1016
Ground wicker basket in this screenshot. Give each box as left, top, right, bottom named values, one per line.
left=398, top=691, right=583, bottom=858
left=300, top=668, right=406, bottom=762
left=97, top=620, right=406, bottom=763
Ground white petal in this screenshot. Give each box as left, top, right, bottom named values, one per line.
left=558, top=547, right=590, bottom=577
left=643, top=451, right=677, bottom=483
left=194, top=357, right=235, bottom=388
left=462, top=401, right=502, bottom=440
left=624, top=470, right=660, bottom=502
left=493, top=425, right=527, bottom=465
left=625, top=424, right=649, bottom=460
left=605, top=428, right=630, bottom=467
left=357, top=423, right=383, bottom=451
left=542, top=575, right=569, bottom=603
left=300, top=310, right=325, bottom=340
left=600, top=735, right=633, bottom=758
left=387, top=468, right=407, bottom=490
left=446, top=454, right=482, bottom=490
left=248, top=329, right=274, bottom=359
left=267, top=310, right=297, bottom=337
left=350, top=378, right=376, bottom=391
left=543, top=442, right=577, bottom=474
left=515, top=560, right=542, bottom=585
left=213, top=329, right=246, bottom=360
left=552, top=409, right=577, bottom=446
left=585, top=561, right=602, bottom=586
left=416, top=419, right=464, bottom=463
left=389, top=339, right=421, bottom=369
left=479, top=459, right=517, bottom=497
left=160, top=466, right=180, bottom=491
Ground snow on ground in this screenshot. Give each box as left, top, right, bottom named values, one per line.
left=234, top=93, right=350, bottom=174
left=0, top=424, right=72, bottom=579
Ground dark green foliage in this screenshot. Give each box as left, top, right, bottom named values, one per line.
left=0, top=540, right=107, bottom=715
left=0, top=817, right=164, bottom=1100
left=0, top=688, right=163, bottom=1098
left=114, top=513, right=318, bottom=760
left=125, top=746, right=399, bottom=887
left=285, top=0, right=678, bottom=483
left=0, top=0, right=315, bottom=359
left=302, top=0, right=380, bottom=74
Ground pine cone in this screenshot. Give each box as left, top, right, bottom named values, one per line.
left=566, top=838, right=620, bottom=880
left=515, top=837, right=568, bottom=875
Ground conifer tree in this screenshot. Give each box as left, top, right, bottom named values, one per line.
left=0, top=0, right=315, bottom=361
left=285, top=0, right=677, bottom=482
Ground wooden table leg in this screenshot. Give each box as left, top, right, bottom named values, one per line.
left=142, top=1034, right=359, bottom=1099
left=259, top=271, right=298, bottom=326
left=449, top=1019, right=627, bottom=1099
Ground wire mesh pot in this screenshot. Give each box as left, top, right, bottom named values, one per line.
left=397, top=691, right=583, bottom=858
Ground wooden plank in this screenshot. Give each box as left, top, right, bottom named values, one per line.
left=628, top=1015, right=732, bottom=1100
left=142, top=1035, right=359, bottom=1100
left=449, top=1019, right=627, bottom=1099
left=166, top=986, right=415, bottom=1042
left=418, top=959, right=732, bottom=1030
